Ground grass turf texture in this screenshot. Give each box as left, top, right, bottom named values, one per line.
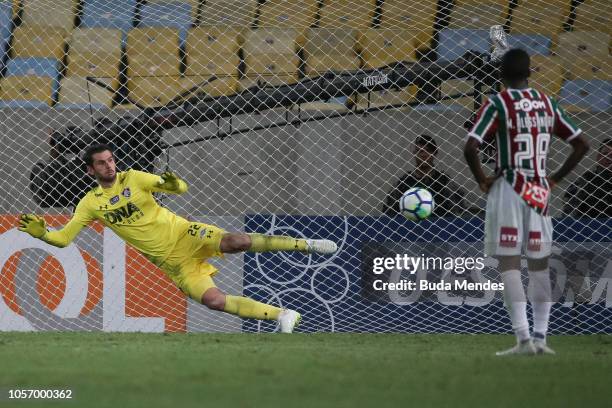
left=0, top=333, right=609, bottom=408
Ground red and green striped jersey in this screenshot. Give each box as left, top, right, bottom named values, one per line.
left=467, top=87, right=582, bottom=213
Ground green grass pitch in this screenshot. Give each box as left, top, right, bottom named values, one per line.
left=0, top=333, right=609, bottom=408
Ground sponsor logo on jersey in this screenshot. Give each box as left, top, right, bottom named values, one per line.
left=110, top=195, right=120, bottom=205
left=499, top=227, right=518, bottom=248
left=103, top=202, right=143, bottom=225
left=527, top=231, right=542, bottom=251
left=122, top=188, right=131, bottom=198
left=514, top=98, right=546, bottom=112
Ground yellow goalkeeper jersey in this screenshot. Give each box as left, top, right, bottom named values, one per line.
left=42, top=170, right=190, bottom=262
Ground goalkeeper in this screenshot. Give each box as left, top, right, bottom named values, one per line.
left=19, top=144, right=337, bottom=332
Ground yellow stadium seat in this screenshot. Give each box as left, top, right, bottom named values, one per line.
left=185, top=27, right=240, bottom=77
left=20, top=0, right=77, bottom=31
left=357, top=85, right=418, bottom=109
left=441, top=79, right=475, bottom=109
left=258, top=0, right=319, bottom=29
left=199, top=0, right=257, bottom=27
left=304, top=28, right=359, bottom=75
left=530, top=55, right=563, bottom=98
left=379, top=0, right=438, bottom=48
left=58, top=76, right=115, bottom=107
left=510, top=0, right=571, bottom=38
left=127, top=27, right=181, bottom=56
left=319, top=0, right=376, bottom=29
left=128, top=77, right=187, bottom=107
left=565, top=57, right=611, bottom=81
left=242, top=28, right=302, bottom=84
left=128, top=54, right=181, bottom=77
left=573, top=0, right=611, bottom=34
left=66, top=28, right=122, bottom=80
left=448, top=0, right=509, bottom=29
left=358, top=29, right=417, bottom=69
left=146, top=0, right=201, bottom=22
left=11, top=26, right=67, bottom=59
left=0, top=75, right=54, bottom=105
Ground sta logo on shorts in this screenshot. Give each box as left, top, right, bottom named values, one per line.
left=500, top=227, right=518, bottom=247
left=514, top=98, right=546, bottom=112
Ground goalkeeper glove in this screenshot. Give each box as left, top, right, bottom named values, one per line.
left=18, top=214, right=47, bottom=238
left=158, top=171, right=182, bottom=191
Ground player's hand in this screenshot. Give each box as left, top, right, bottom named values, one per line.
left=158, top=171, right=180, bottom=190
left=18, top=214, right=47, bottom=238
left=479, top=176, right=497, bottom=194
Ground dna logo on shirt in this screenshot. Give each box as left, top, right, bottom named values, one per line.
left=103, top=202, right=143, bottom=225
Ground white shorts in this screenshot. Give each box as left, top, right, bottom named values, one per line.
left=485, top=178, right=553, bottom=259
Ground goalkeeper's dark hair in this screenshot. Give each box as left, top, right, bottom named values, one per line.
left=83, top=143, right=114, bottom=166
left=500, top=48, right=530, bottom=82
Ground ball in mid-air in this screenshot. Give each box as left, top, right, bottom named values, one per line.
left=399, top=188, right=434, bottom=221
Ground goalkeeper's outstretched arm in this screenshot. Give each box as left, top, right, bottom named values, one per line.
left=18, top=214, right=89, bottom=248
left=131, top=170, right=188, bottom=195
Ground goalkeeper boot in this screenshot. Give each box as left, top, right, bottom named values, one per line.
left=533, top=333, right=556, bottom=355
left=495, top=339, right=536, bottom=356
left=305, top=239, right=338, bottom=255
left=278, top=309, right=301, bottom=333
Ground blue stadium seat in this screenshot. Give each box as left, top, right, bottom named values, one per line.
left=508, top=34, right=551, bottom=56
left=559, top=80, right=612, bottom=112
left=6, top=58, right=60, bottom=77
left=0, top=1, right=12, bottom=68
left=81, top=0, right=137, bottom=30
left=437, top=29, right=490, bottom=62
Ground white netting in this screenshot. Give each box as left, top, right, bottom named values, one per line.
left=0, top=0, right=610, bottom=333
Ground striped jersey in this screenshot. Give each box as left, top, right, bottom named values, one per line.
left=468, top=88, right=582, bottom=213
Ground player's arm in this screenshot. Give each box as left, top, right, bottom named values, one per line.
left=131, top=170, right=188, bottom=194
left=18, top=199, right=93, bottom=248
left=464, top=98, right=499, bottom=193
left=548, top=102, right=590, bottom=188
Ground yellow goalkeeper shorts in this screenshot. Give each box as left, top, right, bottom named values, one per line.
left=152, top=222, right=226, bottom=302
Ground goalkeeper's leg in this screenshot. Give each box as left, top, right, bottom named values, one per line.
left=201, top=286, right=300, bottom=333
left=220, top=232, right=337, bottom=255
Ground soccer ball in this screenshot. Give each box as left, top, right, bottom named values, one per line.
left=399, top=188, right=434, bottom=221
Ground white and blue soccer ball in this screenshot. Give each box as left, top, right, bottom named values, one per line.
left=399, top=188, right=434, bottom=221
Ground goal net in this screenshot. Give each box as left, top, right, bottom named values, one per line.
left=0, top=0, right=610, bottom=333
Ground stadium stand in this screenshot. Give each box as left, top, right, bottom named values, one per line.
left=560, top=79, right=611, bottom=112
left=508, top=33, right=552, bottom=56
left=378, top=0, right=438, bottom=48
left=198, top=0, right=257, bottom=27
left=358, top=29, right=417, bottom=69
left=318, top=0, right=376, bottom=29
left=0, top=1, right=12, bottom=67
left=436, top=28, right=490, bottom=62
left=557, top=31, right=610, bottom=79
left=19, top=0, right=77, bottom=32
left=240, top=28, right=302, bottom=88
left=258, top=0, right=319, bottom=29
left=11, top=26, right=67, bottom=59
left=448, top=0, right=508, bottom=29
left=509, top=0, right=571, bottom=40
left=572, top=0, right=611, bottom=33
left=80, top=0, right=138, bottom=30
left=304, top=28, right=359, bottom=75
left=440, top=78, right=475, bottom=109
left=529, top=55, right=564, bottom=98
left=58, top=28, right=123, bottom=108
left=0, top=57, right=59, bottom=106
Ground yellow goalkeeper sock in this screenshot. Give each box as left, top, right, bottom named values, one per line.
left=247, top=233, right=307, bottom=252
left=223, top=295, right=281, bottom=320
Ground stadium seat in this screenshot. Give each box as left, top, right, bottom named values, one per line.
left=185, top=27, right=240, bottom=77
left=80, top=0, right=137, bottom=30
left=0, top=57, right=59, bottom=107
left=572, top=0, right=611, bottom=34
left=304, top=28, right=359, bottom=76
left=127, top=77, right=189, bottom=107
left=508, top=34, right=552, bottom=55
left=567, top=57, right=612, bottom=81
left=436, top=29, right=490, bottom=62
left=319, top=0, right=376, bottom=29
left=126, top=27, right=181, bottom=77
left=199, top=0, right=257, bottom=27
left=258, top=0, right=319, bottom=29
left=146, top=0, right=201, bottom=23
left=140, top=1, right=193, bottom=29
left=448, top=0, right=509, bottom=29
left=379, top=0, right=438, bottom=48
left=440, top=79, right=475, bottom=109
left=557, top=31, right=610, bottom=79
left=509, top=0, right=571, bottom=39
left=11, top=26, right=67, bottom=59
left=57, top=76, right=115, bottom=108
left=0, top=1, right=12, bottom=64
left=242, top=28, right=302, bottom=85
left=529, top=55, right=563, bottom=98
left=19, top=0, right=77, bottom=31
left=559, top=79, right=611, bottom=112
left=181, top=75, right=239, bottom=97
left=358, top=29, right=417, bottom=69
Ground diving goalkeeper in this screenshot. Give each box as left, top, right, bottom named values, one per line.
left=18, top=144, right=338, bottom=332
